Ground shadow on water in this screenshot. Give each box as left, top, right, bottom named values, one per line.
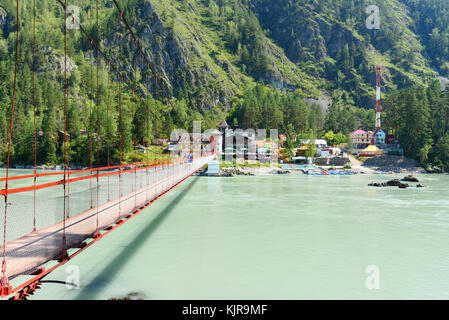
left=73, top=176, right=201, bottom=300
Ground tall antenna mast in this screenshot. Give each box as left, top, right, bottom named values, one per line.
left=375, top=65, right=382, bottom=130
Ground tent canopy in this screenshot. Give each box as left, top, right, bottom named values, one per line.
left=362, top=145, right=380, bottom=152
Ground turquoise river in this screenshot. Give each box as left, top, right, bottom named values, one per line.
left=4, top=172, right=449, bottom=299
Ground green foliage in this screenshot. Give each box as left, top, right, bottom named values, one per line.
left=251, top=0, right=445, bottom=107
left=0, top=0, right=224, bottom=166
left=345, top=134, right=354, bottom=154
left=322, top=130, right=346, bottom=147
left=383, top=80, right=449, bottom=170
left=1, top=0, right=449, bottom=173
left=228, top=84, right=323, bottom=135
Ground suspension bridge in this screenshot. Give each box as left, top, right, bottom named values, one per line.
left=0, top=0, right=215, bottom=299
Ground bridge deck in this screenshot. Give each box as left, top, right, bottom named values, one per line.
left=3, top=157, right=213, bottom=280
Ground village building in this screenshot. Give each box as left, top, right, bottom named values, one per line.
left=350, top=128, right=402, bottom=156
left=349, top=129, right=373, bottom=149
left=279, top=134, right=287, bottom=147
left=296, top=145, right=312, bottom=157
left=170, top=133, right=212, bottom=157
left=373, top=128, right=386, bottom=145
left=222, top=128, right=256, bottom=160
left=218, top=119, right=230, bottom=134
left=217, top=120, right=278, bottom=161
left=134, top=145, right=150, bottom=154
left=205, top=129, right=222, bottom=156
left=299, top=139, right=328, bottom=156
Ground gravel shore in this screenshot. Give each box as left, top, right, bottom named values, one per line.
left=345, top=154, right=426, bottom=174
left=220, top=166, right=292, bottom=176
left=361, top=155, right=426, bottom=173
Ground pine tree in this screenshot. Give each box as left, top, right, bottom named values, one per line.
left=41, top=107, right=57, bottom=164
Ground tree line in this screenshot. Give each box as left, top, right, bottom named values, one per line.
left=227, top=84, right=374, bottom=140
left=0, top=0, right=223, bottom=167
left=383, top=80, right=449, bottom=171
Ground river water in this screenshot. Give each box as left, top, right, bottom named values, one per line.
left=4, top=172, right=448, bottom=299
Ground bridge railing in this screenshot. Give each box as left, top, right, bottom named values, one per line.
left=0, top=154, right=214, bottom=288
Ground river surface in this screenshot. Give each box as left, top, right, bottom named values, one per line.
left=3, top=171, right=449, bottom=299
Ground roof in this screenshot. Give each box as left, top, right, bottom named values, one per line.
left=374, top=128, right=385, bottom=134
left=153, top=138, right=168, bottom=145
left=206, top=129, right=221, bottom=135
left=175, top=133, right=212, bottom=142
left=362, top=145, right=381, bottom=152
left=218, top=120, right=229, bottom=128
left=225, top=130, right=256, bottom=140
left=299, top=139, right=327, bottom=145
left=350, top=129, right=367, bottom=135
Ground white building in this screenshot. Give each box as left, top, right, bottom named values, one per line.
left=299, top=139, right=328, bottom=156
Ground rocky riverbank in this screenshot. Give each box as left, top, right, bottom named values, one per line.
left=196, top=166, right=292, bottom=177
left=362, top=155, right=426, bottom=174
left=221, top=166, right=291, bottom=176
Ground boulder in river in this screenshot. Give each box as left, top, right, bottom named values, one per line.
left=401, top=175, right=419, bottom=183
left=416, top=184, right=426, bottom=188
left=386, top=179, right=408, bottom=188
left=368, top=182, right=383, bottom=187
left=274, top=169, right=291, bottom=175
left=368, top=179, right=409, bottom=189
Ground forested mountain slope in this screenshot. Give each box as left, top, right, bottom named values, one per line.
left=0, top=0, right=448, bottom=168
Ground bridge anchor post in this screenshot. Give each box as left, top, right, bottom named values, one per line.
left=0, top=276, right=12, bottom=297
left=58, top=235, right=69, bottom=263
left=58, top=251, right=69, bottom=263
left=93, top=229, right=102, bottom=240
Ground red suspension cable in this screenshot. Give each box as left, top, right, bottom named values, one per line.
left=146, top=66, right=150, bottom=199
left=2, top=0, right=20, bottom=294
left=65, top=3, right=72, bottom=220
left=133, top=38, right=138, bottom=210
left=118, top=11, right=123, bottom=222
left=106, top=60, right=111, bottom=202
left=60, top=0, right=69, bottom=262
left=89, top=40, right=94, bottom=209
left=95, top=0, right=100, bottom=238
left=32, top=0, right=37, bottom=232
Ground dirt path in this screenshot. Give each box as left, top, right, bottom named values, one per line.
left=345, top=153, right=375, bottom=174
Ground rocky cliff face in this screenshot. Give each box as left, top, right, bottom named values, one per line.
left=111, top=1, right=239, bottom=110
left=249, top=0, right=439, bottom=108
left=250, top=2, right=359, bottom=64
left=111, top=0, right=444, bottom=111
left=100, top=0, right=323, bottom=111
left=1, top=0, right=447, bottom=112
left=0, top=7, right=10, bottom=33
left=38, top=47, right=77, bottom=79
